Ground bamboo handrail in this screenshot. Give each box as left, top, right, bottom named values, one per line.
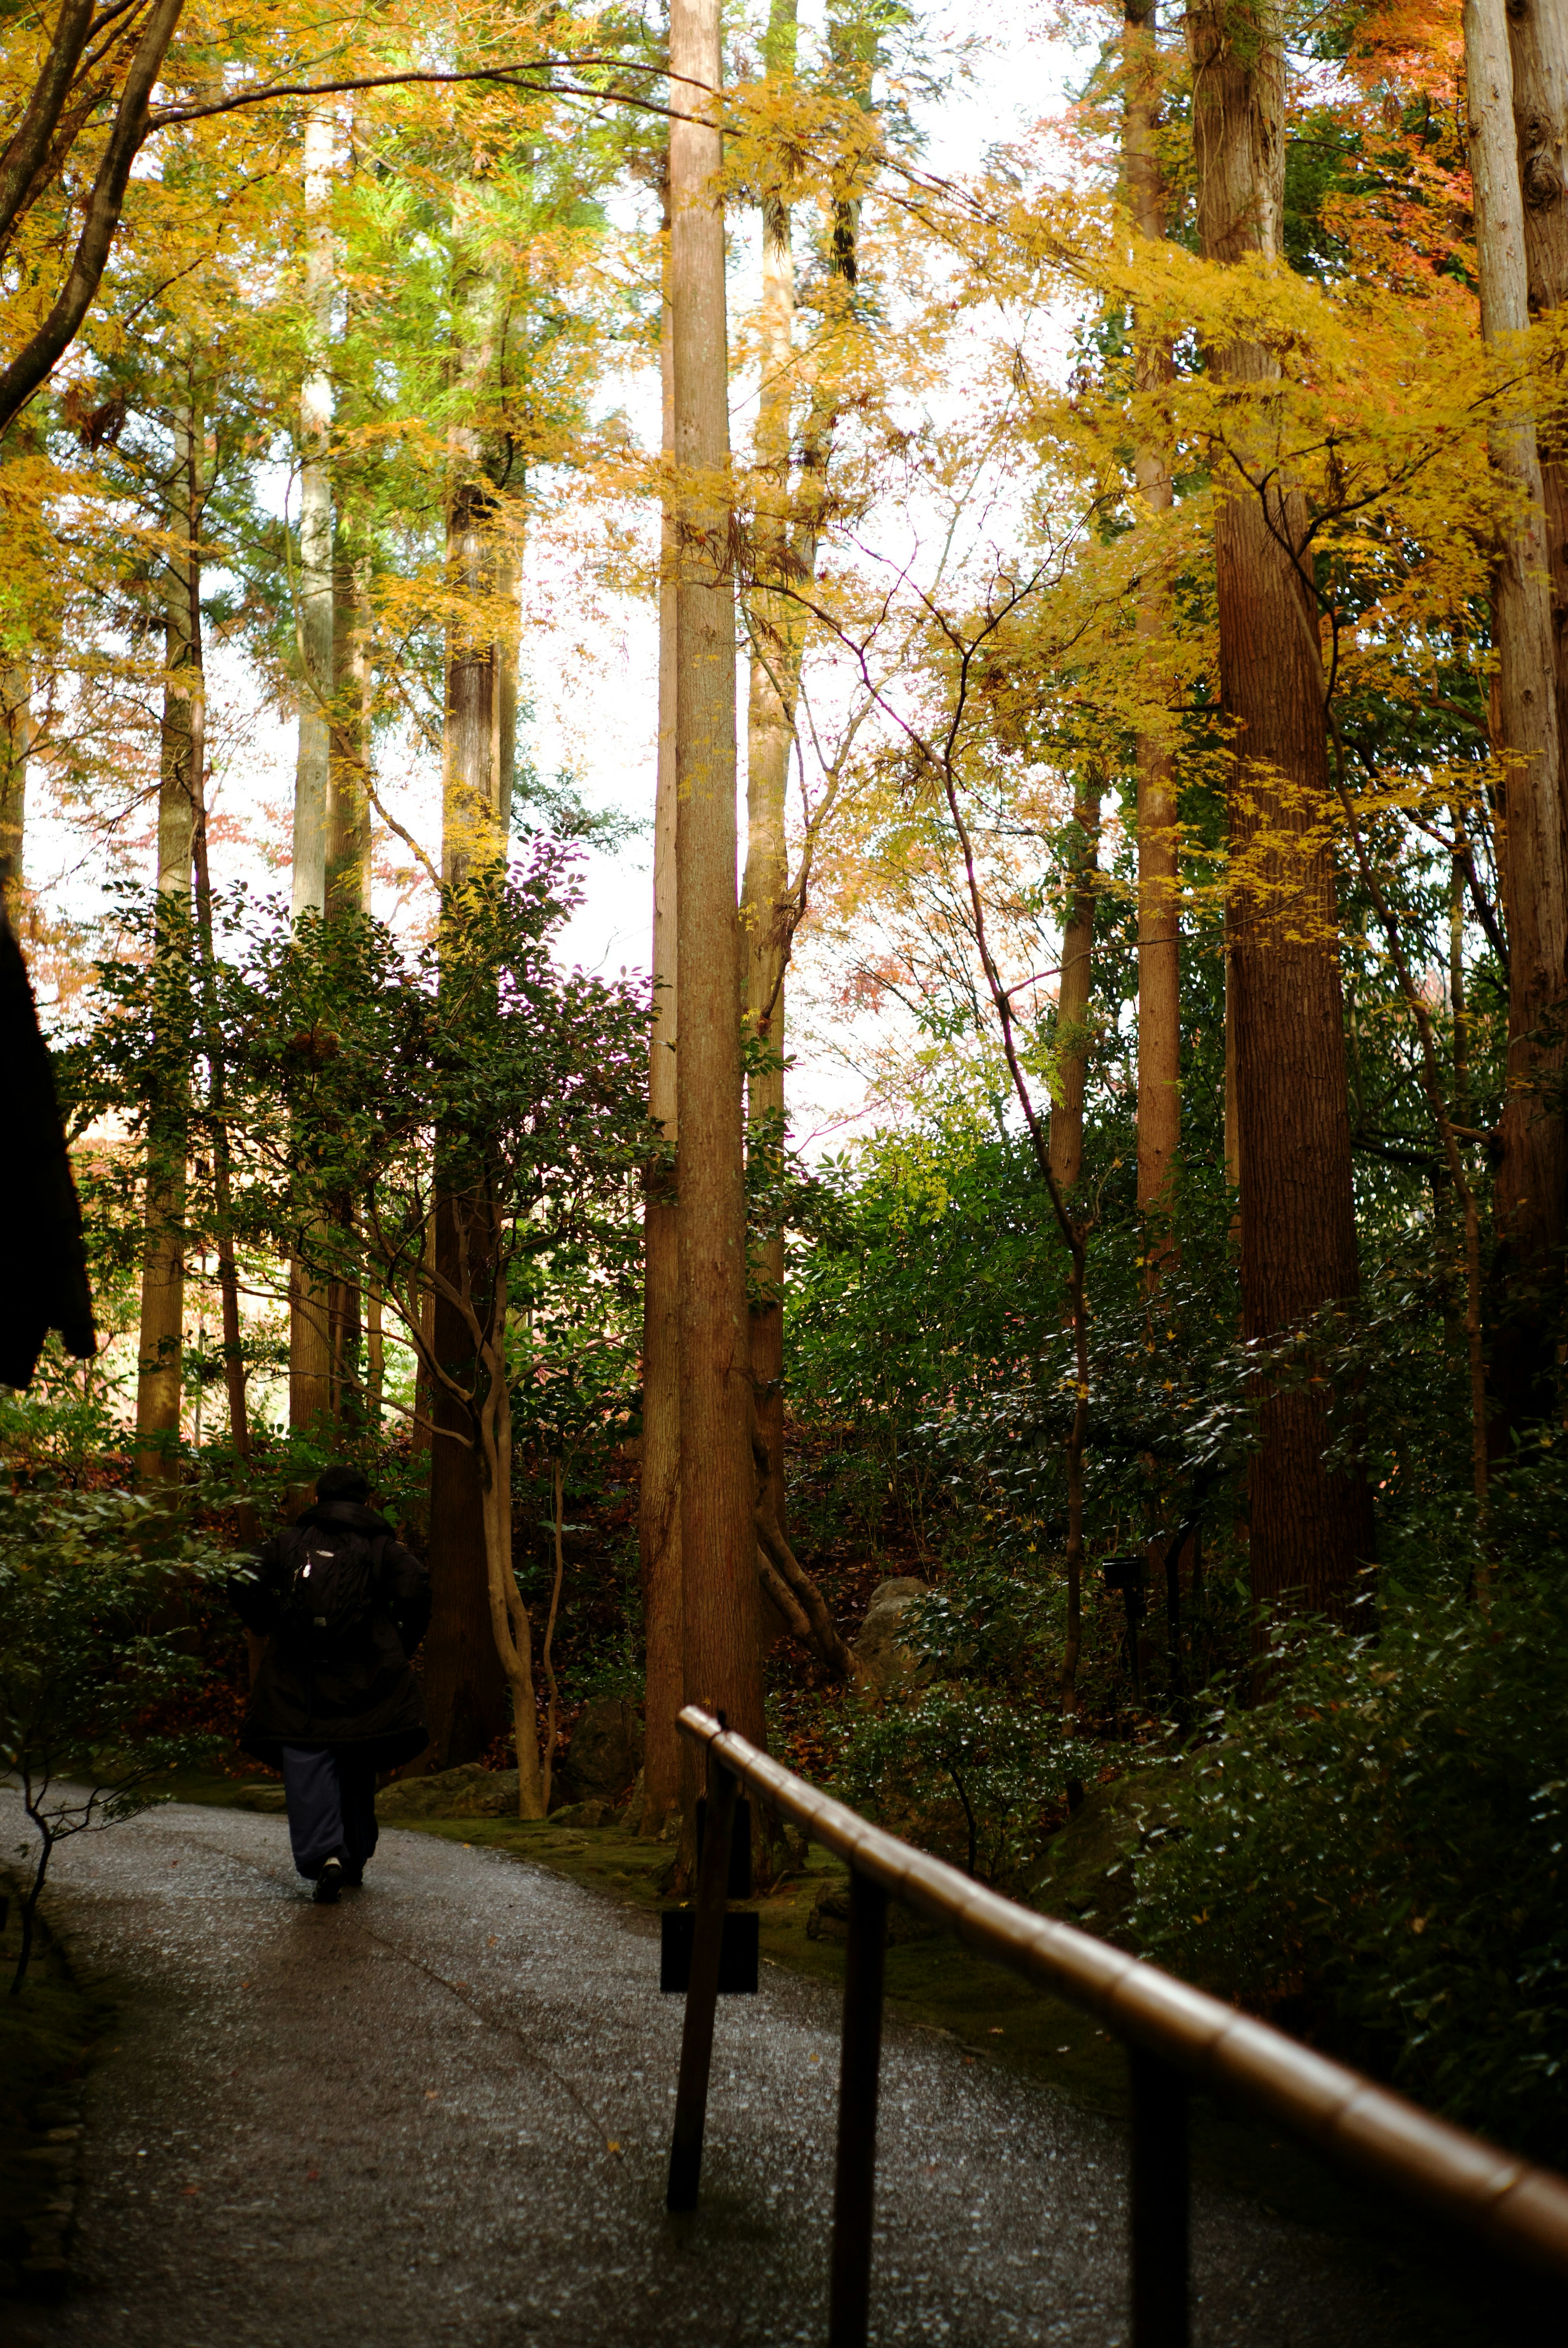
left=667, top=1704, right=1568, bottom=2345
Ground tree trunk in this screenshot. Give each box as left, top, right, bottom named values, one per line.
left=742, top=0, right=802, bottom=1548
left=1125, top=0, right=1180, bottom=1256
left=0, top=662, right=29, bottom=923
left=1506, top=0, right=1568, bottom=765
left=1187, top=0, right=1374, bottom=1625
left=290, top=109, right=334, bottom=922
left=327, top=545, right=372, bottom=917
left=0, top=0, right=185, bottom=439
left=640, top=218, right=684, bottom=1836
left=1047, top=781, right=1101, bottom=1190
left=324, top=542, right=373, bottom=1430
left=475, top=1269, right=544, bottom=1816
left=288, top=109, right=336, bottom=1449
left=134, top=403, right=199, bottom=1488
left=423, top=239, right=514, bottom=1771
left=670, top=0, right=765, bottom=1760
left=1470, top=0, right=1568, bottom=1432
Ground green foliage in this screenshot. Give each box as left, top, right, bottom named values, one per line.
left=835, top=1681, right=1082, bottom=1884
left=1132, top=1573, right=1568, bottom=2162
left=0, top=1481, right=240, bottom=1989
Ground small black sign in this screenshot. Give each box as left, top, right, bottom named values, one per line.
left=660, top=1908, right=760, bottom=1995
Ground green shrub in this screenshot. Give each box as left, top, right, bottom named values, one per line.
left=0, top=1481, right=238, bottom=1991
left=1131, top=1579, right=1568, bottom=2163
left=835, top=1681, right=1085, bottom=1883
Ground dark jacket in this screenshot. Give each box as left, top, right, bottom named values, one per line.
left=232, top=1501, right=431, bottom=1771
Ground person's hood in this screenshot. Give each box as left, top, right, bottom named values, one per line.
left=294, top=1499, right=394, bottom=1538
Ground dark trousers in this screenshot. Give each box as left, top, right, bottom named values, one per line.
left=280, top=1744, right=379, bottom=1881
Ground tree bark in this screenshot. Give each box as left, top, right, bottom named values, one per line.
left=1506, top=0, right=1568, bottom=768
left=0, top=661, right=30, bottom=924
left=670, top=0, right=765, bottom=1762
left=1047, top=782, right=1101, bottom=1190
left=742, top=0, right=802, bottom=1549
left=287, top=110, right=336, bottom=1448
left=0, top=0, right=97, bottom=257
left=423, top=231, right=514, bottom=1773
left=324, top=538, right=373, bottom=1430
left=327, top=546, right=372, bottom=917
left=1467, top=0, right=1568, bottom=1432
left=134, top=401, right=200, bottom=1488
left=0, top=0, right=186, bottom=439
left=1187, top=0, right=1374, bottom=1625
left=640, top=217, right=684, bottom=1835
left=1125, top=1, right=1180, bottom=1257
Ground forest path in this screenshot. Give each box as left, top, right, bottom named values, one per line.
left=3, top=1794, right=1439, bottom=2348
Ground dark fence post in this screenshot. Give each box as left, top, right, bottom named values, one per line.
left=666, top=1749, right=738, bottom=2212
left=828, top=1869, right=889, bottom=2347
left=1129, top=2045, right=1189, bottom=2348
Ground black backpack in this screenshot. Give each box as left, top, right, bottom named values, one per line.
left=279, top=1523, right=383, bottom=1648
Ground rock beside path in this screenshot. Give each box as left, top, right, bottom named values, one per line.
left=376, top=1762, right=519, bottom=1820
left=853, top=1577, right=931, bottom=1693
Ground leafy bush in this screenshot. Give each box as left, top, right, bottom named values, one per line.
left=835, top=1680, right=1085, bottom=1882
left=1131, top=1577, right=1568, bottom=2162
left=0, top=1481, right=238, bottom=1991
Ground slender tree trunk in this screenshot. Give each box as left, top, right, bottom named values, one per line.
left=1468, top=0, right=1568, bottom=1433
left=1125, top=0, right=1180, bottom=1260
left=288, top=109, right=336, bottom=1449
left=135, top=404, right=200, bottom=1488
left=327, top=544, right=372, bottom=917
left=423, top=236, right=514, bottom=1771
left=290, top=109, right=334, bottom=923
left=474, top=1276, right=544, bottom=1816
left=0, top=662, right=29, bottom=924
left=742, top=0, right=802, bottom=1548
left=541, top=1457, right=566, bottom=1809
left=1047, top=781, right=1101, bottom=1190
left=670, top=0, right=765, bottom=1762
left=1187, top=0, right=1374, bottom=1627
left=324, top=542, right=373, bottom=1429
left=1506, top=0, right=1568, bottom=767
left=640, top=219, right=684, bottom=1835
left=365, top=1278, right=384, bottom=1430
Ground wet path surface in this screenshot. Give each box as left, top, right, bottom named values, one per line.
left=3, top=1795, right=1438, bottom=2348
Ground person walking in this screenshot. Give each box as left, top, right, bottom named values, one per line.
left=232, top=1465, right=430, bottom=1904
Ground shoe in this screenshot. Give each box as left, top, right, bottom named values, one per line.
left=314, top=1859, right=343, bottom=1905
left=341, top=1868, right=363, bottom=1889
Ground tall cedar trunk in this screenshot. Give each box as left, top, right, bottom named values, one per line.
left=1046, top=782, right=1101, bottom=1190
left=0, top=661, right=28, bottom=921
left=1470, top=0, right=1568, bottom=1432
left=1125, top=0, right=1180, bottom=1252
left=287, top=109, right=335, bottom=1447
left=324, top=541, right=373, bottom=1429
left=741, top=0, right=801, bottom=1548
left=425, top=440, right=511, bottom=1771
left=1507, top=0, right=1568, bottom=763
left=670, top=0, right=766, bottom=1763
left=640, top=216, right=684, bottom=1834
left=1187, top=0, right=1374, bottom=1625
left=134, top=404, right=198, bottom=1487
left=327, top=545, right=372, bottom=917
left=188, top=593, right=255, bottom=1536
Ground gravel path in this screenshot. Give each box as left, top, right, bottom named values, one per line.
left=2, top=1794, right=1443, bottom=2348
